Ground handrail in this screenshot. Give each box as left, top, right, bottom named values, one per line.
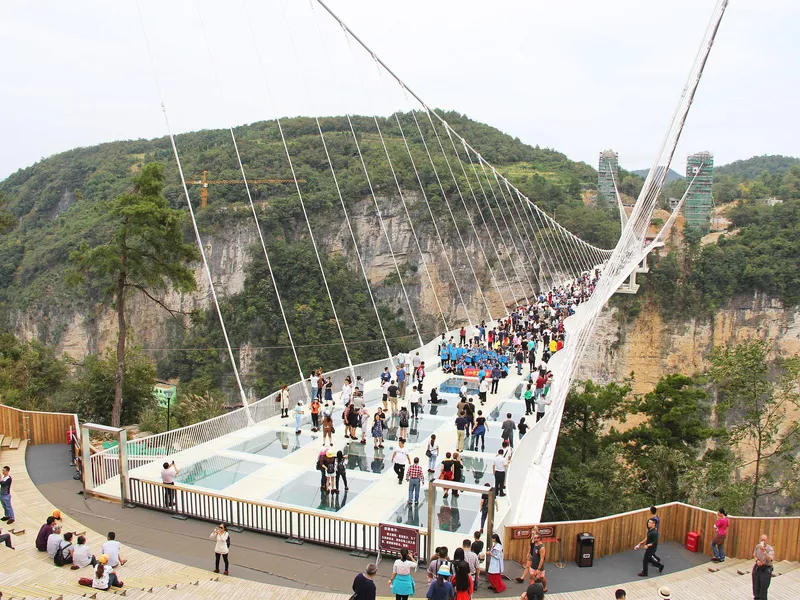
left=0, top=403, right=78, bottom=446
left=504, top=501, right=800, bottom=564
left=128, top=477, right=429, bottom=560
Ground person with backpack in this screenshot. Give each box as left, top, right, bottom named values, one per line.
left=210, top=523, right=230, bottom=575
left=398, top=406, right=410, bottom=440
left=54, top=531, right=75, bottom=566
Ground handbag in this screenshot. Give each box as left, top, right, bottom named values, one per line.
left=425, top=447, right=432, bottom=458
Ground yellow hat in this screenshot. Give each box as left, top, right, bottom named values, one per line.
left=98, top=555, right=109, bottom=564
left=326, top=449, right=335, bottom=458
left=52, top=510, right=62, bottom=519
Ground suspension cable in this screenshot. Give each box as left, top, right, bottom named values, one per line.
left=196, top=6, right=310, bottom=402
left=134, top=0, right=253, bottom=424
left=249, top=0, right=356, bottom=379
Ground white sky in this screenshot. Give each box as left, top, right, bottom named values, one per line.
left=1, top=0, right=797, bottom=181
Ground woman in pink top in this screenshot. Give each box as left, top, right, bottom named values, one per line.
left=711, top=508, right=729, bottom=562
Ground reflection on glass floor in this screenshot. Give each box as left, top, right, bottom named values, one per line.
left=229, top=430, right=317, bottom=458
left=384, top=415, right=446, bottom=443
left=265, top=470, right=373, bottom=512
left=488, top=400, right=527, bottom=422
left=175, top=456, right=265, bottom=491
left=423, top=402, right=458, bottom=418
left=439, top=377, right=480, bottom=396
left=386, top=492, right=482, bottom=534
left=340, top=441, right=391, bottom=474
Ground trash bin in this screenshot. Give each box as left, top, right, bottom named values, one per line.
left=576, top=532, right=594, bottom=567
left=686, top=531, right=700, bottom=553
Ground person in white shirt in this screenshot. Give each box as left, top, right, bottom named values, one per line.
left=391, top=439, right=411, bottom=485
left=160, top=460, right=178, bottom=508
left=47, top=525, right=64, bottom=558
left=71, top=535, right=96, bottom=569
left=492, top=450, right=507, bottom=497
left=409, top=385, right=421, bottom=418
left=210, top=523, right=230, bottom=575
left=100, top=532, right=127, bottom=568
left=92, top=554, right=123, bottom=590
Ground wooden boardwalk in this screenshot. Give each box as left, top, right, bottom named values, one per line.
left=1, top=441, right=797, bottom=600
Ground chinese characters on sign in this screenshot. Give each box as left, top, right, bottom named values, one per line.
left=379, top=523, right=420, bottom=556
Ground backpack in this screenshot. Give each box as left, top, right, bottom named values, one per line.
left=54, top=541, right=72, bottom=566
left=226, top=533, right=231, bottom=548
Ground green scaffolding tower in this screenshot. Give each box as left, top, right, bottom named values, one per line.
left=684, top=151, right=714, bottom=234
left=598, top=149, right=619, bottom=206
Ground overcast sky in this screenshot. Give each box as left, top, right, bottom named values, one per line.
left=1, top=0, right=797, bottom=181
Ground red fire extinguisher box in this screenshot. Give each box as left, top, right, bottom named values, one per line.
left=686, top=531, right=701, bottom=552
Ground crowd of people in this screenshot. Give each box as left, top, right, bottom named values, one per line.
left=27, top=510, right=130, bottom=590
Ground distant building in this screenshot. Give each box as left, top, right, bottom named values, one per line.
left=598, top=150, right=619, bottom=206
left=684, top=151, right=714, bottom=233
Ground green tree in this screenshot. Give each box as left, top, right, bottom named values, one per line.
left=561, top=379, right=630, bottom=464
left=616, top=374, right=716, bottom=457
left=0, top=331, right=68, bottom=410
left=711, top=341, right=800, bottom=516
left=69, top=163, right=199, bottom=426
left=63, top=347, right=157, bottom=426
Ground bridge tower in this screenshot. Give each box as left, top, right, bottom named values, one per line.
left=597, top=149, right=619, bottom=207
left=684, top=151, right=714, bottom=234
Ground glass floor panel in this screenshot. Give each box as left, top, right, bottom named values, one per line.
left=384, top=415, right=447, bottom=443
left=340, top=441, right=392, bottom=474
left=487, top=400, right=528, bottom=423
left=265, top=470, right=373, bottom=512
left=229, top=430, right=318, bottom=458
left=386, top=492, right=482, bottom=534
left=175, top=456, right=265, bottom=491
left=422, top=403, right=459, bottom=418
left=439, top=377, right=480, bottom=396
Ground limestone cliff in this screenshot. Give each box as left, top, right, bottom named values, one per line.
left=577, top=292, right=800, bottom=395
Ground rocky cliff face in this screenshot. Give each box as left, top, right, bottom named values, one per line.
left=577, top=292, right=800, bottom=394
left=17, top=195, right=530, bottom=365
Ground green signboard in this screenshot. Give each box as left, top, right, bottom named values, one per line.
left=153, top=384, right=177, bottom=409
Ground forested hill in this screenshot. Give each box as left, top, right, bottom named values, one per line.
left=0, top=110, right=616, bottom=316
left=716, top=154, right=800, bottom=178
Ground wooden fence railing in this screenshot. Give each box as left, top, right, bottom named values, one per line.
left=128, top=478, right=429, bottom=562
left=505, top=501, right=800, bottom=565
left=0, top=404, right=79, bottom=446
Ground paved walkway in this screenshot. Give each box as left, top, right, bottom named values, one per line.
left=24, top=443, right=800, bottom=599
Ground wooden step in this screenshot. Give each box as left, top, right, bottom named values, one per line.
left=9, top=438, right=21, bottom=449
left=0, top=434, right=6, bottom=448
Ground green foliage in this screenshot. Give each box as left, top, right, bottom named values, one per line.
left=68, top=163, right=199, bottom=426
left=544, top=379, right=644, bottom=521
left=172, top=391, right=226, bottom=428
left=546, top=375, right=747, bottom=520
left=0, top=112, right=617, bottom=331
left=159, top=239, right=413, bottom=399
left=711, top=340, right=800, bottom=515
left=713, top=155, right=800, bottom=204
left=68, top=163, right=199, bottom=301
left=0, top=331, right=68, bottom=410
left=616, top=374, right=717, bottom=456
left=635, top=198, right=800, bottom=318
left=60, top=347, right=157, bottom=426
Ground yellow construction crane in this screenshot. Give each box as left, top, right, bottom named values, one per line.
left=186, top=170, right=304, bottom=208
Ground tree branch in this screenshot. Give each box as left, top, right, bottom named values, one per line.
left=127, top=283, right=190, bottom=324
